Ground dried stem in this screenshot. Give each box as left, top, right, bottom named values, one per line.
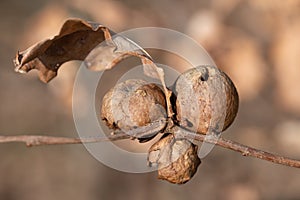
left=175, top=127, right=300, bottom=168
left=0, top=134, right=130, bottom=147
left=0, top=128, right=300, bottom=168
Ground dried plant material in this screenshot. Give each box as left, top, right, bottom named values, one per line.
left=14, top=19, right=106, bottom=82
left=148, top=134, right=201, bottom=184
left=101, top=79, right=167, bottom=142
left=142, top=58, right=174, bottom=118
left=84, top=34, right=152, bottom=71
left=13, top=18, right=153, bottom=83
left=3, top=128, right=300, bottom=169
left=174, top=65, right=239, bottom=134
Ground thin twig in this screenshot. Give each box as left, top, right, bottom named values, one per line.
left=0, top=128, right=300, bottom=168
left=175, top=127, right=300, bottom=168
left=0, top=134, right=130, bottom=147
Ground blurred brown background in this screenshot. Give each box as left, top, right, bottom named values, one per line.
left=1, top=0, right=300, bottom=199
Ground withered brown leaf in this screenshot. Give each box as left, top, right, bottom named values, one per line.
left=14, top=18, right=151, bottom=83
left=14, top=19, right=106, bottom=82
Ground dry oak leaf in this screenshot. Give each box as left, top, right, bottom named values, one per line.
left=13, top=18, right=152, bottom=83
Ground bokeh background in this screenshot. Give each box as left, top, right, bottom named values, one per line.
left=1, top=0, right=300, bottom=199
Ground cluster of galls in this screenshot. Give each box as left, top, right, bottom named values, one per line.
left=101, top=65, right=239, bottom=184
